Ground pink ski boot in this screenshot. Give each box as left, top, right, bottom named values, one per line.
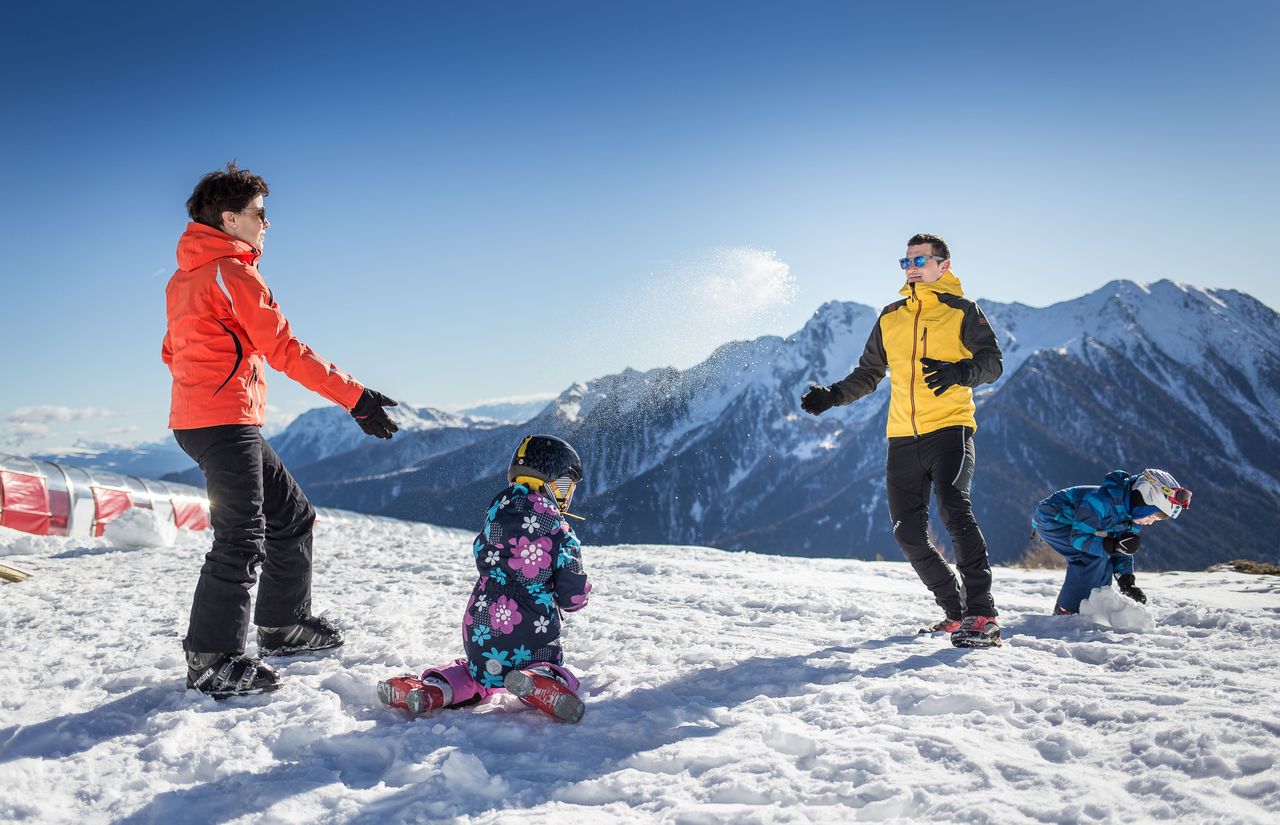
left=503, top=666, right=585, bottom=723
left=377, top=674, right=450, bottom=714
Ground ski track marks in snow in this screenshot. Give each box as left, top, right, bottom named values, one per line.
left=1, top=520, right=1278, bottom=824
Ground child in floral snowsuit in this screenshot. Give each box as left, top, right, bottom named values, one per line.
left=381, top=435, right=591, bottom=722
left=440, top=479, right=590, bottom=694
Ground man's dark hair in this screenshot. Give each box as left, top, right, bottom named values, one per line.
left=186, top=162, right=270, bottom=229
left=907, top=233, right=950, bottom=260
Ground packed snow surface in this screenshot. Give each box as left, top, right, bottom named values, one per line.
left=1, top=519, right=1278, bottom=824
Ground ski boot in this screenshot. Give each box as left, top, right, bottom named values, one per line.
left=186, top=651, right=281, bottom=698
left=950, top=615, right=1002, bottom=648
left=377, top=674, right=450, bottom=714
left=919, top=617, right=963, bottom=634
left=258, top=616, right=345, bottom=656
left=503, top=666, right=585, bottom=724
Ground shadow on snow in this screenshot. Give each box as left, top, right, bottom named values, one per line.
left=114, top=638, right=971, bottom=823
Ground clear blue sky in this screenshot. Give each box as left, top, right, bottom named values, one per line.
left=3, top=1, right=1277, bottom=452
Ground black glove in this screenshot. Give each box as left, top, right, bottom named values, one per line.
left=1103, top=532, right=1141, bottom=555
left=1116, top=573, right=1147, bottom=604
left=351, top=388, right=399, bottom=439
left=800, top=385, right=837, bottom=416
left=919, top=357, right=971, bottom=396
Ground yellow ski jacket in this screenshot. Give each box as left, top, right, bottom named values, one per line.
left=830, top=272, right=1002, bottom=438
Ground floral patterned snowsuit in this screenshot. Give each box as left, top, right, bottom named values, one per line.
left=424, top=482, right=590, bottom=704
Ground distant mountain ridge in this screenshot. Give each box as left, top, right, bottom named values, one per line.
left=36, top=439, right=196, bottom=479
left=273, top=279, right=1280, bottom=571
left=158, top=403, right=505, bottom=489
left=454, top=395, right=557, bottom=424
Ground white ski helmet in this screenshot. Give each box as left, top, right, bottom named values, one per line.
left=1132, top=468, right=1191, bottom=519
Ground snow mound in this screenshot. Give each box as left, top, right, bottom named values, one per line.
left=0, top=532, right=63, bottom=557
left=441, top=749, right=510, bottom=798
left=1078, top=585, right=1155, bottom=632
left=101, top=507, right=177, bottom=548
left=1, top=520, right=1276, bottom=824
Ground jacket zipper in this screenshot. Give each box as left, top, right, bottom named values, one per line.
left=909, top=286, right=922, bottom=437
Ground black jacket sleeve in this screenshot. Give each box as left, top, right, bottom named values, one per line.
left=829, top=312, right=888, bottom=405
left=958, top=301, right=1002, bottom=387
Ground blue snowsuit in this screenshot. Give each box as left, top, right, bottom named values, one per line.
left=1032, top=471, right=1142, bottom=613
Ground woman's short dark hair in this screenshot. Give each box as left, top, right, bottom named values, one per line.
left=186, top=162, right=270, bottom=229
left=907, top=233, right=950, bottom=260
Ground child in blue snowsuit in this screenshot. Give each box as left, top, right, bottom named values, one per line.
left=1032, top=468, right=1191, bottom=614
left=381, top=435, right=591, bottom=722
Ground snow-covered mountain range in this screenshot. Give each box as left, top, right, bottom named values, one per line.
left=271, top=279, right=1280, bottom=572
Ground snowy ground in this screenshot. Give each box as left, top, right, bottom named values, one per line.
left=1, top=516, right=1278, bottom=825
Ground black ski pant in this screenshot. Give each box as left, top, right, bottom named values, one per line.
left=174, top=425, right=316, bottom=653
left=886, top=425, right=996, bottom=618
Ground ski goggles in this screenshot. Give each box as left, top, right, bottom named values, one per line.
left=899, top=255, right=946, bottom=270
left=546, top=475, right=579, bottom=513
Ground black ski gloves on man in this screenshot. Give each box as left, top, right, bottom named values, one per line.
left=351, top=388, right=400, bottom=439
left=919, top=357, right=974, bottom=396
left=805, top=357, right=976, bottom=411
left=800, top=385, right=837, bottom=415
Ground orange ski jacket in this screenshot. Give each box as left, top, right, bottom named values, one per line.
left=162, top=222, right=364, bottom=430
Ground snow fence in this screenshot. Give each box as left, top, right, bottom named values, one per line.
left=0, top=452, right=395, bottom=540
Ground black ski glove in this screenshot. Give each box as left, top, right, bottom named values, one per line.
left=800, top=385, right=837, bottom=415
left=351, top=388, right=399, bottom=439
left=919, top=357, right=972, bottom=396
left=1116, top=573, right=1147, bottom=604
left=1103, top=532, right=1141, bottom=555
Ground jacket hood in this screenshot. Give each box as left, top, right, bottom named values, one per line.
left=176, top=222, right=259, bottom=271
left=899, top=271, right=965, bottom=300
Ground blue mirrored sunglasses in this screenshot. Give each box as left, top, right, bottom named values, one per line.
left=900, top=255, right=945, bottom=270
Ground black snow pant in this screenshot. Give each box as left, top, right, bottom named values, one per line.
left=174, top=425, right=316, bottom=654
left=886, top=425, right=996, bottom=618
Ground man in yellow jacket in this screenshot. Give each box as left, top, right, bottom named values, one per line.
left=800, top=233, right=1004, bottom=648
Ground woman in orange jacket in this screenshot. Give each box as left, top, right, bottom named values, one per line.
left=163, top=163, right=399, bottom=697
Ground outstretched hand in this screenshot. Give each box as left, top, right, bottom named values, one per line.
left=919, top=357, right=969, bottom=396
left=351, top=388, right=399, bottom=439
left=800, top=385, right=836, bottom=416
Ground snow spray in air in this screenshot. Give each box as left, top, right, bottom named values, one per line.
left=601, top=246, right=799, bottom=373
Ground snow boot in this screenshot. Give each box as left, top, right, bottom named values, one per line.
left=919, top=617, right=963, bottom=634
left=258, top=616, right=345, bottom=656
left=377, top=674, right=451, bottom=714
left=186, top=651, right=281, bottom=698
left=504, top=666, right=585, bottom=723
left=950, top=615, right=1002, bottom=648
left=1053, top=604, right=1077, bottom=616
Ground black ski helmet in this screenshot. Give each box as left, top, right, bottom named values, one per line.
left=508, top=435, right=584, bottom=487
